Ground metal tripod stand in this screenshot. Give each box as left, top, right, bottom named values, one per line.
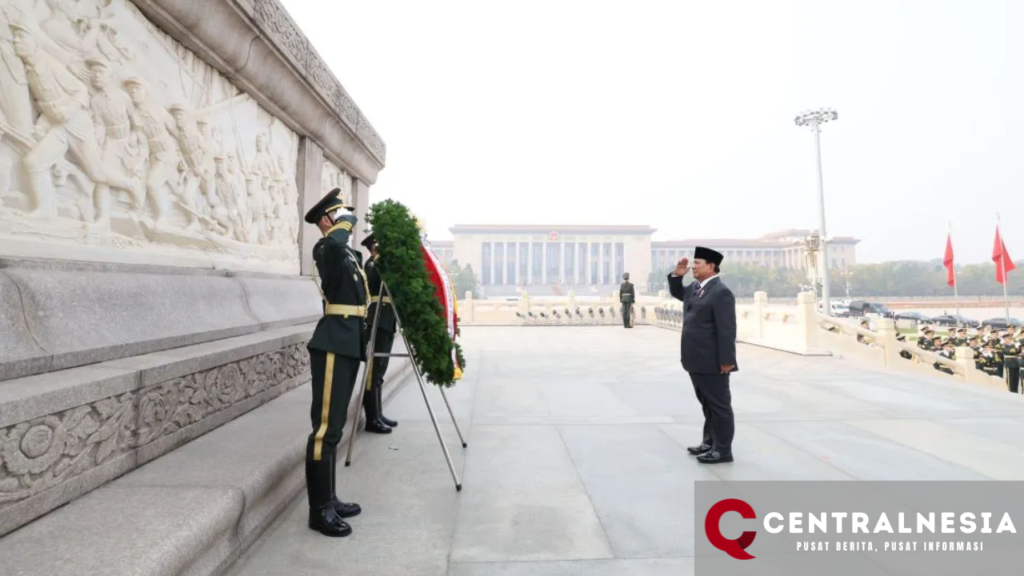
left=344, top=280, right=468, bottom=491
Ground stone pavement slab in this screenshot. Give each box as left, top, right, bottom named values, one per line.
left=226, top=326, right=1024, bottom=576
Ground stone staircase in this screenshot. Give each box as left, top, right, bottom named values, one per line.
left=0, top=333, right=411, bottom=576
left=0, top=259, right=413, bottom=575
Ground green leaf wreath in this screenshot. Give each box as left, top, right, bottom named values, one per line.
left=367, top=199, right=465, bottom=387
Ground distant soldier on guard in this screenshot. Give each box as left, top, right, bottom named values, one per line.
left=302, top=188, right=367, bottom=537
left=619, top=272, right=635, bottom=328
left=360, top=232, right=399, bottom=433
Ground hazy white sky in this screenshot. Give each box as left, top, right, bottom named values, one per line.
left=282, top=0, right=1024, bottom=264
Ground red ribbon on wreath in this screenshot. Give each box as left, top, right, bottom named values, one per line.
left=420, top=237, right=461, bottom=380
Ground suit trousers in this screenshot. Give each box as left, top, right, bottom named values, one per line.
left=688, top=372, right=735, bottom=453
left=307, top=349, right=360, bottom=462
left=363, top=329, right=396, bottom=418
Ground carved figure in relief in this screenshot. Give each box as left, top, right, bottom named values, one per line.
left=167, top=103, right=210, bottom=232
left=85, top=58, right=143, bottom=226
left=251, top=132, right=277, bottom=180
left=209, top=154, right=242, bottom=240
left=11, top=22, right=139, bottom=219
left=123, top=76, right=180, bottom=227
left=0, top=7, right=33, bottom=146
left=0, top=0, right=304, bottom=268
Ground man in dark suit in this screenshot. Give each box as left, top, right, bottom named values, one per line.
left=667, top=246, right=737, bottom=464
left=619, top=272, right=635, bottom=328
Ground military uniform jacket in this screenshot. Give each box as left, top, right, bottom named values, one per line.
left=667, top=274, right=738, bottom=375
left=365, top=255, right=397, bottom=333
left=308, top=226, right=369, bottom=360
left=619, top=281, right=635, bottom=304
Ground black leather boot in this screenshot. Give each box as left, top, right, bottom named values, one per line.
left=307, top=457, right=352, bottom=537
left=377, top=384, right=397, bottom=427
left=365, top=416, right=392, bottom=433
left=328, top=447, right=361, bottom=518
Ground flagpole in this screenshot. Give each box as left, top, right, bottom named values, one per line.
left=949, top=221, right=960, bottom=329
left=999, top=212, right=1010, bottom=324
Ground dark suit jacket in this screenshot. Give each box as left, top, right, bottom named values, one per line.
left=666, top=274, right=738, bottom=375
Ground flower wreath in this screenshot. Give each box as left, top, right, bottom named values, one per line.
left=366, top=199, right=465, bottom=387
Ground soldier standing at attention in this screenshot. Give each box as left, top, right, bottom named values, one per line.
left=619, top=272, right=635, bottom=328
left=302, top=188, right=368, bottom=537
left=360, top=232, right=399, bottom=433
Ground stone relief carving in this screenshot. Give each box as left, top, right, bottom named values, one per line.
left=321, top=159, right=352, bottom=207
left=0, top=343, right=309, bottom=507
left=0, top=0, right=302, bottom=271
left=248, top=0, right=384, bottom=162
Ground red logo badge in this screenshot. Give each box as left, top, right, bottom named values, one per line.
left=705, top=498, right=757, bottom=560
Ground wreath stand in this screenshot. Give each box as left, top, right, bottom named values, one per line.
left=343, top=280, right=468, bottom=491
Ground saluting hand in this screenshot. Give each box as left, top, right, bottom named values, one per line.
left=673, top=257, right=689, bottom=277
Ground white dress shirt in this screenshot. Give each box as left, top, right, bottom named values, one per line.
left=697, top=274, right=719, bottom=289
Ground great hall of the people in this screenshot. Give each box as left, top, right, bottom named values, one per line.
left=429, top=225, right=859, bottom=297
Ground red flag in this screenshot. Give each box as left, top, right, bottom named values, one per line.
left=943, top=234, right=955, bottom=287
left=993, top=226, right=1016, bottom=285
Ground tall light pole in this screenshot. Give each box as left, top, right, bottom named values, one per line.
left=795, top=108, right=838, bottom=316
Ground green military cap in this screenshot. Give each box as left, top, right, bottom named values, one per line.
left=360, top=232, right=376, bottom=250
left=304, top=188, right=353, bottom=224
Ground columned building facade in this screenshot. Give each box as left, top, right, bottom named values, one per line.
left=430, top=226, right=859, bottom=297
left=438, top=225, right=655, bottom=296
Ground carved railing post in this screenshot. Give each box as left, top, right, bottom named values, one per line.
left=753, top=291, right=768, bottom=340
left=795, top=292, right=820, bottom=353
left=875, top=318, right=901, bottom=368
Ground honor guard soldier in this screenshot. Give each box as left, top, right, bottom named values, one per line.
left=302, top=188, right=368, bottom=537
left=360, top=232, right=399, bottom=433
left=619, top=273, right=635, bottom=328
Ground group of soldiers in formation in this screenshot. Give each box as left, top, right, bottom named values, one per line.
left=858, top=319, right=1023, bottom=386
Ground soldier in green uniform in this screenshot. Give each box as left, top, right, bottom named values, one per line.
left=359, top=232, right=399, bottom=432
left=979, top=340, right=1000, bottom=376
left=934, top=338, right=955, bottom=375
left=1001, top=332, right=1021, bottom=392
left=619, top=273, right=635, bottom=328
left=302, top=188, right=368, bottom=537
left=918, top=327, right=937, bottom=351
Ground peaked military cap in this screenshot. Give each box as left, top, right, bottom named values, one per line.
left=360, top=232, right=376, bottom=250
left=304, top=188, right=353, bottom=224
left=693, top=246, right=724, bottom=265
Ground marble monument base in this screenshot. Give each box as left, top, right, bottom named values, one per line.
left=0, top=257, right=347, bottom=537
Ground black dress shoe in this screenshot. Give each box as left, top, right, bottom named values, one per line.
left=365, top=417, right=392, bottom=433
left=309, top=505, right=353, bottom=537
left=331, top=499, right=361, bottom=518
left=380, top=415, right=398, bottom=427
left=687, top=443, right=713, bottom=455
left=697, top=450, right=733, bottom=464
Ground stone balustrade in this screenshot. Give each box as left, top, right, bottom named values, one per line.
left=456, top=288, right=1014, bottom=390
left=457, top=291, right=655, bottom=326
left=817, top=316, right=1006, bottom=389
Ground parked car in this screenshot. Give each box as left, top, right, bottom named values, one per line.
left=926, top=314, right=980, bottom=328
left=818, top=300, right=850, bottom=316
left=981, top=317, right=1024, bottom=330
left=847, top=300, right=895, bottom=318
left=894, top=311, right=930, bottom=323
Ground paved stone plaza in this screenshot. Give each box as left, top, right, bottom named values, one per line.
left=226, top=325, right=1024, bottom=576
